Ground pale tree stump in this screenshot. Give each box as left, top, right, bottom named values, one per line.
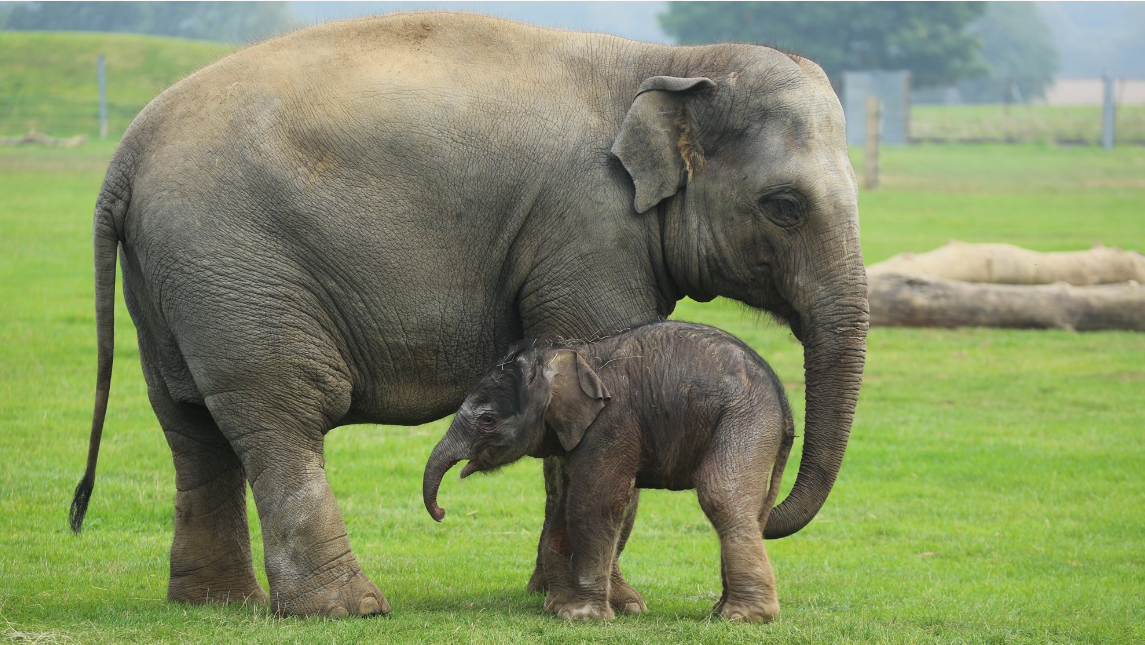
left=868, top=241, right=1145, bottom=286
left=867, top=242, right=1145, bottom=332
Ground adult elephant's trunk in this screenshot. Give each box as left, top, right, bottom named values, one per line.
left=764, top=283, right=869, bottom=539
left=423, top=429, right=467, bottom=522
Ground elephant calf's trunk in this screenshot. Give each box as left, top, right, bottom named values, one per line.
left=423, top=437, right=464, bottom=522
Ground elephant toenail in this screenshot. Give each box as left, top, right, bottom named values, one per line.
left=327, top=605, right=348, bottom=618
left=623, top=602, right=641, bottom=614
left=359, top=596, right=380, bottom=616
left=380, top=597, right=392, bottom=615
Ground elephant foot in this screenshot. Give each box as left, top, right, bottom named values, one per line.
left=526, top=565, right=547, bottom=594
left=543, top=589, right=574, bottom=614
left=716, top=597, right=779, bottom=624
left=713, top=590, right=727, bottom=614
left=557, top=599, right=614, bottom=621
left=272, top=569, right=391, bottom=618
left=167, top=554, right=267, bottom=609
left=609, top=576, right=648, bottom=615
left=168, top=570, right=267, bottom=606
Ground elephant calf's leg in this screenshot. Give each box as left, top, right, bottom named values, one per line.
left=209, top=391, right=390, bottom=618
left=697, top=474, right=779, bottom=623
left=153, top=388, right=266, bottom=605
left=558, top=469, right=637, bottom=621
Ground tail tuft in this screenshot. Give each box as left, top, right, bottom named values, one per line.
left=69, top=477, right=94, bottom=533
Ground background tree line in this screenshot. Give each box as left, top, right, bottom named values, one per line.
left=659, top=2, right=1059, bottom=101
left=0, top=1, right=294, bottom=44
left=2, top=1, right=1066, bottom=101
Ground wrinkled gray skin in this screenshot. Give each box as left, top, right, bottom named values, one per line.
left=424, top=322, right=796, bottom=622
left=72, top=13, right=868, bottom=617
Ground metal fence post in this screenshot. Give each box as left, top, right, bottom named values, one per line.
left=98, top=54, right=108, bottom=139
left=1102, top=74, right=1115, bottom=150
left=865, top=97, right=881, bottom=190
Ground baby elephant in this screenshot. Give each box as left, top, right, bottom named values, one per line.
left=423, top=321, right=793, bottom=622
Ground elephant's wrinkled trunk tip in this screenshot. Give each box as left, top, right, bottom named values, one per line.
left=423, top=461, right=455, bottom=522
left=423, top=437, right=463, bottom=523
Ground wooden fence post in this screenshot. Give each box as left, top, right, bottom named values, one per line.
left=1102, top=74, right=1115, bottom=150
left=98, top=54, right=108, bottom=140
left=864, top=96, right=881, bottom=190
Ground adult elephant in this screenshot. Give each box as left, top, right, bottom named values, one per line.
left=71, top=12, right=868, bottom=618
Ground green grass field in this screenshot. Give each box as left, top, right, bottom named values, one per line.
left=911, top=104, right=1145, bottom=144
left=0, top=31, right=231, bottom=138
left=2, top=32, right=1144, bottom=645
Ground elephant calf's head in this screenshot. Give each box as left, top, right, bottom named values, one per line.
left=422, top=344, right=610, bottom=521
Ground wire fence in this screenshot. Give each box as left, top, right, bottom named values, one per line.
left=908, top=77, right=1145, bottom=145
left=0, top=95, right=143, bottom=140
left=4, top=70, right=1145, bottom=147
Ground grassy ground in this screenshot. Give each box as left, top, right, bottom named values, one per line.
left=0, top=32, right=231, bottom=138
left=1, top=134, right=1142, bottom=643
left=910, top=104, right=1145, bottom=144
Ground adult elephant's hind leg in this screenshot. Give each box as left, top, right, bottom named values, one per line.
left=151, top=386, right=266, bottom=605
left=207, top=386, right=390, bottom=618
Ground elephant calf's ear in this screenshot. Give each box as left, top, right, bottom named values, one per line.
left=612, top=76, right=716, bottom=213
left=544, top=351, right=610, bottom=451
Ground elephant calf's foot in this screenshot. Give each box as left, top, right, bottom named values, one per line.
left=609, top=577, right=648, bottom=615
left=557, top=599, right=615, bottom=621
left=168, top=571, right=267, bottom=606
left=272, top=570, right=391, bottom=618
left=716, top=597, right=779, bottom=624
left=543, top=589, right=575, bottom=615
left=526, top=566, right=547, bottom=594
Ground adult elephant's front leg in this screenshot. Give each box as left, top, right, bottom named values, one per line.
left=208, top=390, right=390, bottom=618
left=528, top=457, right=563, bottom=594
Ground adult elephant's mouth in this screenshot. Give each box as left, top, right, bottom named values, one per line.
left=788, top=313, right=805, bottom=343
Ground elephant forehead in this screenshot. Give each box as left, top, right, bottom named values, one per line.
left=464, top=370, right=520, bottom=409
left=764, top=85, right=846, bottom=150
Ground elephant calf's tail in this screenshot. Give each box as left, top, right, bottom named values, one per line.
left=70, top=169, right=127, bottom=534
left=759, top=398, right=795, bottom=532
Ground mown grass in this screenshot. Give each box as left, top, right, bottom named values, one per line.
left=2, top=136, right=1142, bottom=644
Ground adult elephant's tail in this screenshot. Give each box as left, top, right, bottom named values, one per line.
left=70, top=158, right=130, bottom=534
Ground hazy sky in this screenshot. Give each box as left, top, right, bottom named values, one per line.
left=287, top=1, right=1144, bottom=78
left=289, top=1, right=671, bottom=43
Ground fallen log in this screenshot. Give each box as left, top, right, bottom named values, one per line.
left=868, top=240, right=1145, bottom=286
left=869, top=273, right=1145, bottom=331
left=0, top=131, right=87, bottom=148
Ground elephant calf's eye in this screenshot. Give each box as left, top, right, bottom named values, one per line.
left=759, top=192, right=804, bottom=228
left=477, top=415, right=496, bottom=432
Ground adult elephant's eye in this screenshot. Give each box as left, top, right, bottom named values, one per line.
left=759, top=192, right=804, bottom=228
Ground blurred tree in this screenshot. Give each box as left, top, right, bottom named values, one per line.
left=658, top=2, right=987, bottom=88
left=961, top=2, right=1059, bottom=102
left=1, top=1, right=294, bottom=44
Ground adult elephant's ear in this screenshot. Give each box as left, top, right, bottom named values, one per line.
left=612, top=76, right=716, bottom=213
